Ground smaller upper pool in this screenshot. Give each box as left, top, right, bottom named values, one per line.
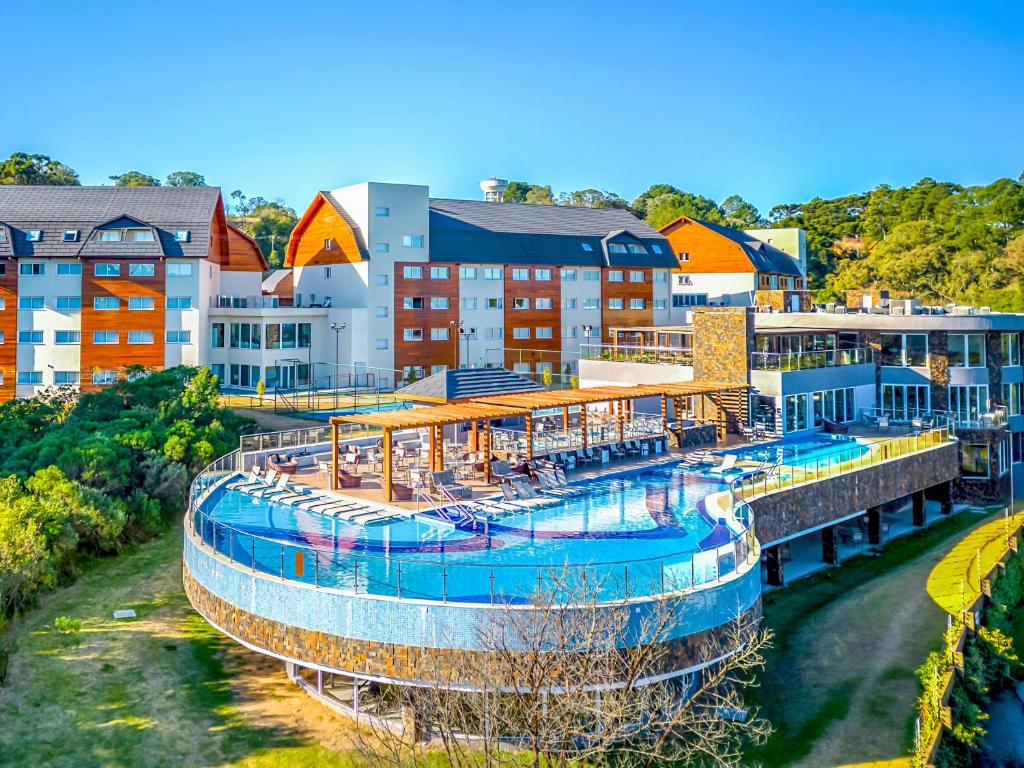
left=721, top=434, right=868, bottom=466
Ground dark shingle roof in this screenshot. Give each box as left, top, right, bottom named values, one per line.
left=395, top=367, right=544, bottom=403
left=694, top=218, right=804, bottom=277
left=0, top=186, right=221, bottom=259
left=322, top=192, right=369, bottom=259
left=428, top=198, right=678, bottom=268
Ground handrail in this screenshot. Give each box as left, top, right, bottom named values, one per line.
left=750, top=347, right=873, bottom=371
left=579, top=343, right=693, bottom=366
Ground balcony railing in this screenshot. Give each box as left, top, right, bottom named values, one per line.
left=579, top=343, right=693, bottom=366
left=750, top=347, right=873, bottom=371
left=211, top=295, right=283, bottom=309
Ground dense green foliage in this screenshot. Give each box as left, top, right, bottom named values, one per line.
left=0, top=152, right=79, bottom=186
left=228, top=190, right=298, bottom=268
left=0, top=367, right=247, bottom=620
left=109, top=170, right=162, bottom=187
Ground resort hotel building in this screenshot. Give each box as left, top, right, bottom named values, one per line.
left=2, top=182, right=1021, bottom=733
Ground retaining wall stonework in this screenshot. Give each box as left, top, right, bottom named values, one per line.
left=750, top=441, right=960, bottom=544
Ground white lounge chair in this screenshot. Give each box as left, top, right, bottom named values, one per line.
left=227, top=468, right=263, bottom=491
left=250, top=472, right=290, bottom=498
left=707, top=454, right=739, bottom=476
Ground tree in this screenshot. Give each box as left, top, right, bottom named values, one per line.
left=165, top=170, right=207, bottom=187
left=109, top=171, right=161, bottom=187
left=502, top=181, right=532, bottom=203
left=0, top=152, right=79, bottom=186
left=560, top=188, right=627, bottom=209
left=353, top=568, right=771, bottom=768
left=525, top=185, right=555, bottom=205
left=721, top=195, right=765, bottom=229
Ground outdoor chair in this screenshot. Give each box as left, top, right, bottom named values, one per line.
left=337, top=469, right=362, bottom=489
left=490, top=459, right=515, bottom=482
left=536, top=470, right=579, bottom=498
left=251, top=472, right=292, bottom=498
left=432, top=470, right=472, bottom=500
left=227, top=468, right=263, bottom=491
left=610, top=443, right=626, bottom=460
left=624, top=441, right=641, bottom=457
left=708, top=454, right=739, bottom=476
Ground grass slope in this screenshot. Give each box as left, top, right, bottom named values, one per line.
left=747, top=510, right=995, bottom=768
left=0, top=527, right=361, bottom=768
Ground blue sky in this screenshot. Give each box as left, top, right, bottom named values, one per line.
left=2, top=0, right=1021, bottom=215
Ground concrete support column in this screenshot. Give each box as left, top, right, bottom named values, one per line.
left=821, top=525, right=839, bottom=565
left=765, top=544, right=784, bottom=587
left=912, top=490, right=926, bottom=527
left=867, top=505, right=882, bottom=545
left=935, top=480, right=953, bottom=515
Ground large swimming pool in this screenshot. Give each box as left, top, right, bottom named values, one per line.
left=196, top=465, right=747, bottom=603
left=721, top=434, right=868, bottom=466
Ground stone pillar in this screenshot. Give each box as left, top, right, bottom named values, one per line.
left=765, top=544, right=784, bottom=587
left=867, top=505, right=882, bottom=545
left=401, top=703, right=424, bottom=742
left=912, top=490, right=926, bottom=527
left=821, top=525, right=839, bottom=565
left=934, top=480, right=953, bottom=515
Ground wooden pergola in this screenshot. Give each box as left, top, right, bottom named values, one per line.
left=330, top=402, right=529, bottom=501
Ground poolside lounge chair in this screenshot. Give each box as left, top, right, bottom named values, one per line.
left=624, top=441, right=641, bottom=457
left=256, top=473, right=301, bottom=500
left=432, top=470, right=472, bottom=500
left=490, top=459, right=515, bottom=482
left=500, top=481, right=548, bottom=510
left=510, top=476, right=557, bottom=508
left=293, top=493, right=337, bottom=511
left=680, top=450, right=716, bottom=469
left=536, top=470, right=585, bottom=498
left=227, top=468, right=263, bottom=490
left=247, top=470, right=282, bottom=496
left=609, top=443, right=626, bottom=460
left=707, top=454, right=739, bottom=476
left=552, top=466, right=585, bottom=495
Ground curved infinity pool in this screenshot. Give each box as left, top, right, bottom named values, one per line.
left=721, top=434, right=868, bottom=465
left=195, top=465, right=744, bottom=603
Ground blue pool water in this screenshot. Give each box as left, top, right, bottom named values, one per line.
left=721, top=434, right=868, bottom=466
left=303, top=401, right=409, bottom=421
left=198, top=465, right=738, bottom=602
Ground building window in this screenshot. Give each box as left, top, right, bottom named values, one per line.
left=93, top=331, right=119, bottom=344
left=583, top=298, right=599, bottom=310
left=630, top=298, right=646, bottom=310
left=654, top=299, right=668, bottom=310
left=19, top=296, right=44, bottom=310
left=1002, top=333, right=1020, bottom=366
left=607, top=270, right=623, bottom=282
left=563, top=298, right=577, bottom=310
left=128, top=331, right=154, bottom=344
left=608, top=243, right=627, bottom=254
left=402, top=365, right=424, bottom=381
left=375, top=206, right=390, bottom=217
left=62, top=229, right=79, bottom=242
left=511, top=268, right=530, bottom=281
left=17, top=371, right=42, bottom=385
left=512, top=328, right=530, bottom=340
left=459, top=267, right=477, bottom=280
left=403, top=297, right=424, bottom=309
left=513, top=297, right=530, bottom=310
left=402, top=235, right=424, bottom=248
left=128, top=297, right=155, bottom=310
left=430, top=266, right=449, bottom=279
left=430, top=328, right=449, bottom=341
left=166, top=263, right=194, bottom=277
left=536, top=298, right=553, bottom=310
left=534, top=268, right=552, bottom=281
left=783, top=393, right=809, bottom=432
left=608, top=298, right=624, bottom=310
left=26, top=230, right=42, bottom=242
left=949, top=334, right=985, bottom=368
left=881, top=384, right=929, bottom=420
left=629, top=270, right=644, bottom=283
left=55, top=371, right=79, bottom=385
left=430, top=297, right=449, bottom=310
left=560, top=269, right=577, bottom=281
left=581, top=242, right=594, bottom=252
left=651, top=244, right=663, bottom=255
left=375, top=274, right=389, bottom=286
left=950, top=384, right=990, bottom=421
left=961, top=444, right=989, bottom=479
left=583, top=270, right=600, bottom=282
left=1003, top=382, right=1021, bottom=416
left=485, top=297, right=503, bottom=310
left=95, top=263, right=121, bottom=277
left=57, top=263, right=82, bottom=276
left=126, top=229, right=154, bottom=242
left=376, top=306, right=389, bottom=317
left=679, top=252, right=690, bottom=262
left=403, top=266, right=423, bottom=279
left=583, top=326, right=600, bottom=338
left=55, top=330, right=80, bottom=344
left=167, top=296, right=192, bottom=309
left=298, top=323, right=312, bottom=349
left=376, top=338, right=388, bottom=350
left=484, top=267, right=503, bottom=280
left=653, top=270, right=668, bottom=283
left=460, top=297, right=478, bottom=310
left=513, top=362, right=531, bottom=373
left=98, top=230, right=120, bottom=242
left=229, top=322, right=261, bottom=349
left=323, top=238, right=333, bottom=251
left=211, top=323, right=225, bottom=348
left=56, top=296, right=81, bottom=311
left=486, top=327, right=503, bottom=340
left=166, top=330, right=191, bottom=343
left=93, top=296, right=119, bottom=310
left=19, top=262, right=44, bottom=275
left=375, top=243, right=390, bottom=253
left=564, top=325, right=578, bottom=338
left=627, top=244, right=648, bottom=255
left=672, top=294, right=708, bottom=307
left=174, top=229, right=190, bottom=242
left=880, top=333, right=928, bottom=367
left=403, top=328, right=423, bottom=342
left=535, top=327, right=553, bottom=339
left=18, top=330, right=43, bottom=344
left=129, top=263, right=156, bottom=277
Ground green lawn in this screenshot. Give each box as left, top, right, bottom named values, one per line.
left=0, top=528, right=363, bottom=768
left=747, top=510, right=996, bottom=768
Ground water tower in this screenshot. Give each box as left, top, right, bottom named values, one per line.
left=480, top=177, right=508, bottom=203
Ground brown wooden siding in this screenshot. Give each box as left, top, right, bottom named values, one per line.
left=600, top=267, right=652, bottom=341
left=660, top=216, right=754, bottom=274
left=503, top=266, right=562, bottom=370
left=286, top=193, right=364, bottom=268
left=0, top=259, right=16, bottom=400
left=393, top=262, right=458, bottom=375
left=79, top=259, right=165, bottom=390
left=225, top=225, right=269, bottom=271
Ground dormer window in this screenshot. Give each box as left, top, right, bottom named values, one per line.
left=98, top=230, right=121, bottom=242
left=608, top=243, right=627, bottom=254
left=626, top=243, right=647, bottom=254
left=0, top=229, right=6, bottom=242
left=581, top=242, right=593, bottom=252
left=63, top=229, right=80, bottom=242
left=26, top=230, right=42, bottom=242
left=174, top=230, right=190, bottom=243
left=125, top=229, right=154, bottom=242
left=651, top=244, right=662, bottom=254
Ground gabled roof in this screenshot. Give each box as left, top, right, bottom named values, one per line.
left=394, top=367, right=544, bottom=403
left=284, top=191, right=368, bottom=267
left=0, top=185, right=221, bottom=259
left=661, top=215, right=803, bottom=277
left=428, top=198, right=678, bottom=268
left=322, top=192, right=369, bottom=258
